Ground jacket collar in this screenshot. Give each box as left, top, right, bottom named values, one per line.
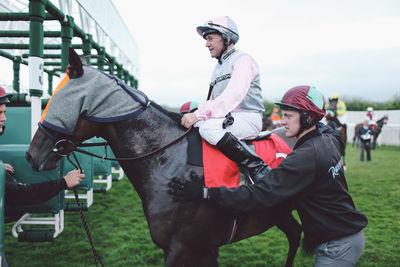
left=218, top=47, right=236, bottom=64
left=294, top=127, right=321, bottom=150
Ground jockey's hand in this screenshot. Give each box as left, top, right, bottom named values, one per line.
left=181, top=113, right=199, bottom=128
left=168, top=171, right=208, bottom=201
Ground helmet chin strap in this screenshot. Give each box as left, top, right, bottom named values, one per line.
left=296, top=112, right=316, bottom=138
left=217, top=35, right=232, bottom=63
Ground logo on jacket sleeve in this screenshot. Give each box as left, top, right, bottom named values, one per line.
left=328, top=159, right=343, bottom=179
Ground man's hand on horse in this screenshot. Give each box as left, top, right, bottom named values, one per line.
left=181, top=113, right=199, bottom=128
left=168, top=171, right=209, bottom=201
left=4, top=163, right=15, bottom=174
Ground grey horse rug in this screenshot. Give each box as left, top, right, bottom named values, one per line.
left=41, top=65, right=148, bottom=135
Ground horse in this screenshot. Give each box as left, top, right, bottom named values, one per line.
left=352, top=115, right=389, bottom=149
left=25, top=48, right=301, bottom=267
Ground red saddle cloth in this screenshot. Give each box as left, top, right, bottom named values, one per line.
left=203, top=134, right=292, bottom=188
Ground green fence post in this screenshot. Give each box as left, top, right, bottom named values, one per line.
left=47, top=70, right=53, bottom=96
left=108, top=56, right=115, bottom=75
left=13, top=56, right=21, bottom=93
left=29, top=0, right=46, bottom=139
left=98, top=47, right=105, bottom=71
left=82, top=34, right=92, bottom=66
left=61, top=15, right=74, bottom=72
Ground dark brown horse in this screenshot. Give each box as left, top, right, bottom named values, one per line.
left=25, top=48, right=301, bottom=267
left=352, top=115, right=389, bottom=149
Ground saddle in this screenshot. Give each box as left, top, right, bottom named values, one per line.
left=187, top=129, right=292, bottom=187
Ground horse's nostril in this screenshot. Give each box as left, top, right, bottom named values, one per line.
left=25, top=152, right=32, bottom=162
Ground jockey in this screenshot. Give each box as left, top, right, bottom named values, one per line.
left=270, top=107, right=281, bottom=128
left=180, top=16, right=267, bottom=182
left=326, top=92, right=347, bottom=134
left=365, top=107, right=376, bottom=130
left=169, top=85, right=368, bottom=267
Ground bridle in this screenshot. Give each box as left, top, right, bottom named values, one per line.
left=38, top=122, right=193, bottom=162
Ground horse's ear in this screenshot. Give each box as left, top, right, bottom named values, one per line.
left=68, top=47, right=83, bottom=77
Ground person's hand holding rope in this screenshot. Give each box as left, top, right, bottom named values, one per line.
left=64, top=169, right=85, bottom=188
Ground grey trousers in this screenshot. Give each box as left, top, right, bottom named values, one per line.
left=360, top=141, right=371, bottom=161
left=314, top=230, right=365, bottom=267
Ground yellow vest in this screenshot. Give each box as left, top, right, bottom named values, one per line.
left=326, top=100, right=346, bottom=117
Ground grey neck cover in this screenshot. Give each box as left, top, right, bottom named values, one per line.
left=41, top=65, right=148, bottom=135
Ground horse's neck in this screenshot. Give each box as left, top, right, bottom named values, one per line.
left=104, top=107, right=187, bottom=196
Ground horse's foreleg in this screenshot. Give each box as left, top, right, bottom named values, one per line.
left=164, top=238, right=219, bottom=267
left=276, top=213, right=302, bottom=267
left=164, top=239, right=188, bottom=267
left=198, top=246, right=219, bottom=267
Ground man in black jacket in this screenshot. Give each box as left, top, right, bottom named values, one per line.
left=169, top=85, right=367, bottom=266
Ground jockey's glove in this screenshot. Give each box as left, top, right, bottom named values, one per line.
left=168, top=171, right=221, bottom=202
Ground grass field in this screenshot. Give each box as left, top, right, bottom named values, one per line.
left=3, top=144, right=400, bottom=266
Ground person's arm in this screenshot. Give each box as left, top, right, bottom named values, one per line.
left=5, top=169, right=85, bottom=206
left=357, top=128, right=362, bottom=138
left=169, top=143, right=316, bottom=213
left=194, top=55, right=258, bottom=120
left=369, top=127, right=375, bottom=135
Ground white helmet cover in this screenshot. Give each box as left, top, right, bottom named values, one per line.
left=196, top=16, right=239, bottom=44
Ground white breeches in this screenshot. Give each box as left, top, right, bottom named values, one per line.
left=195, top=112, right=262, bottom=145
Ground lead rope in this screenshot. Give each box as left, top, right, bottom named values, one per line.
left=67, top=152, right=105, bottom=267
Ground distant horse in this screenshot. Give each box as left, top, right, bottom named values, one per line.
left=25, top=48, right=301, bottom=267
left=353, top=115, right=389, bottom=149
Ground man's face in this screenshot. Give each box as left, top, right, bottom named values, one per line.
left=205, top=33, right=225, bottom=58
left=281, top=110, right=301, bottom=138
left=0, top=104, right=6, bottom=134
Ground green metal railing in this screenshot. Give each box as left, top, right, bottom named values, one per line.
left=0, top=0, right=138, bottom=106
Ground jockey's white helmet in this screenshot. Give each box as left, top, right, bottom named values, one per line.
left=196, top=16, right=239, bottom=44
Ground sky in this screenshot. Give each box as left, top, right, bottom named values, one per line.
left=0, top=0, right=399, bottom=108
left=111, top=0, right=400, bottom=107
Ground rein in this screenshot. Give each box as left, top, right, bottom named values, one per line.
left=75, top=126, right=193, bottom=161
left=38, top=122, right=193, bottom=161
left=38, top=123, right=105, bottom=266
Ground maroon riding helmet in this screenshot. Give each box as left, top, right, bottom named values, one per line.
left=179, top=101, right=199, bottom=114
left=0, top=86, right=13, bottom=104
left=275, top=85, right=326, bottom=132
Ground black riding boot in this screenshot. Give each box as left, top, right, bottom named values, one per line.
left=217, top=132, right=271, bottom=183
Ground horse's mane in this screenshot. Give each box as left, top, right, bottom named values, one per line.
left=149, top=101, right=182, bottom=124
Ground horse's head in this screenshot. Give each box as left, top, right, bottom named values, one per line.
left=376, top=114, right=389, bottom=130
left=383, top=115, right=389, bottom=124
left=26, top=48, right=148, bottom=171
left=26, top=118, right=101, bottom=171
